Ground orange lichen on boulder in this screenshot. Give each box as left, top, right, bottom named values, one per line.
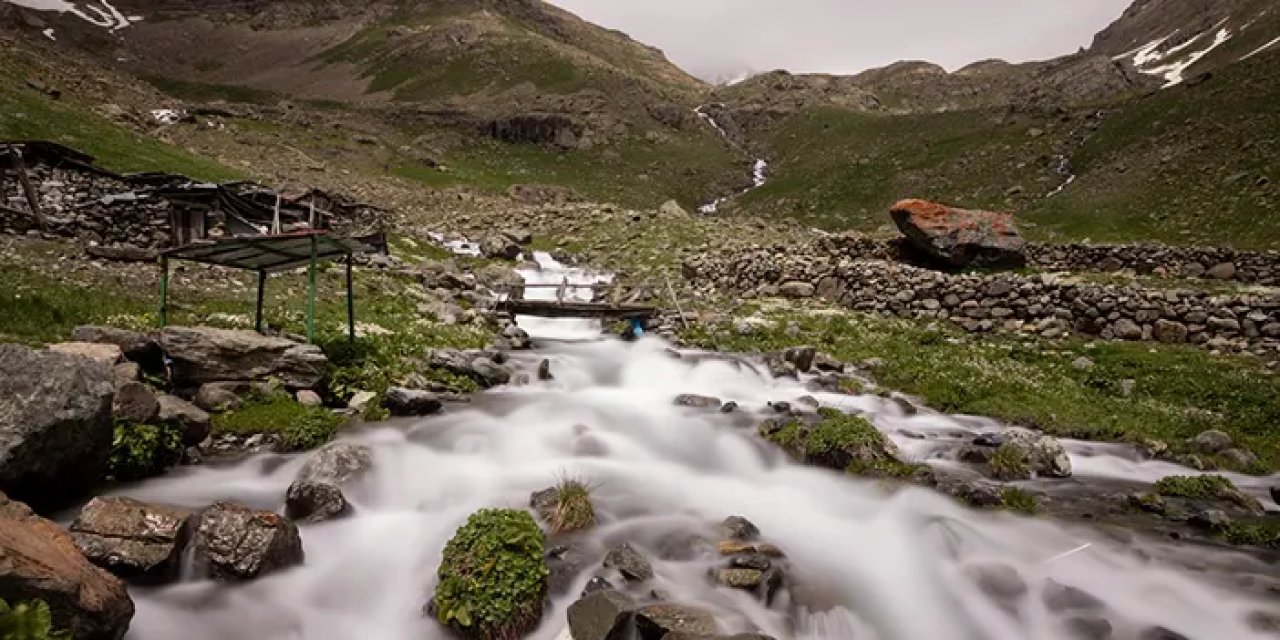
left=890, top=199, right=1026, bottom=268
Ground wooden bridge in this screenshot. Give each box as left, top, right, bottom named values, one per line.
left=494, top=281, right=670, bottom=320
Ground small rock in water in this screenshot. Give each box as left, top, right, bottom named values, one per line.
left=193, top=501, right=304, bottom=581
left=603, top=542, right=654, bottom=582
left=673, top=394, right=722, bottom=410
left=285, top=442, right=373, bottom=523
left=715, top=568, right=764, bottom=589
left=719, top=401, right=738, bottom=414
left=384, top=387, right=442, bottom=416
left=581, top=576, right=615, bottom=597
left=720, top=516, right=761, bottom=541
left=634, top=603, right=716, bottom=639
left=567, top=589, right=633, bottom=640
left=1064, top=617, right=1114, bottom=640
left=730, top=553, right=772, bottom=571
left=538, top=359, right=554, bottom=381
left=768, top=401, right=792, bottom=414
left=1042, top=579, right=1105, bottom=612
left=965, top=562, right=1028, bottom=600
left=1139, top=626, right=1191, bottom=640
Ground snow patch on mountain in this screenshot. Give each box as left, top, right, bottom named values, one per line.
left=2, top=0, right=140, bottom=31
left=1241, top=35, right=1280, bottom=60
left=1117, top=19, right=1234, bottom=87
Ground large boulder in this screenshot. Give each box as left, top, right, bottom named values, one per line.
left=384, top=387, right=443, bottom=417
left=69, top=497, right=193, bottom=584
left=193, top=502, right=304, bottom=581
left=158, top=327, right=327, bottom=389
left=890, top=199, right=1026, bottom=268
left=71, top=326, right=164, bottom=371
left=113, top=382, right=160, bottom=424
left=285, top=442, right=374, bottom=523
left=0, top=493, right=135, bottom=639
left=46, top=342, right=123, bottom=366
left=0, top=344, right=115, bottom=507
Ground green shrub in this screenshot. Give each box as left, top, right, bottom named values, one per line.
left=433, top=509, right=548, bottom=639
left=1153, top=474, right=1235, bottom=499
left=0, top=599, right=69, bottom=640
left=105, top=419, right=184, bottom=481
left=1217, top=521, right=1280, bottom=547
left=212, top=391, right=346, bottom=452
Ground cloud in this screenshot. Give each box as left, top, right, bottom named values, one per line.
left=546, top=0, right=1133, bottom=82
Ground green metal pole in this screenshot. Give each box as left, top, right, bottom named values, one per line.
left=255, top=270, right=267, bottom=334
left=345, top=254, right=355, bottom=343
left=306, top=236, right=318, bottom=343
left=158, top=255, right=169, bottom=327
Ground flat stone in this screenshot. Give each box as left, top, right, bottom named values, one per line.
left=603, top=542, right=653, bottom=582
left=634, top=603, right=717, bottom=640
left=567, top=589, right=633, bottom=640
left=716, top=568, right=765, bottom=589
left=384, top=387, right=443, bottom=416
left=70, top=496, right=192, bottom=584
left=674, top=394, right=722, bottom=410
left=48, top=341, right=123, bottom=366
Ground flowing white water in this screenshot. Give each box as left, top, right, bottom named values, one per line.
left=112, top=257, right=1278, bottom=640
left=695, top=106, right=770, bottom=214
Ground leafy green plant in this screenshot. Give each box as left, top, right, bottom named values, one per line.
left=0, top=599, right=70, bottom=640
left=211, top=390, right=347, bottom=452
left=105, top=419, right=184, bottom=482
left=433, top=509, right=548, bottom=639
left=989, top=443, right=1032, bottom=481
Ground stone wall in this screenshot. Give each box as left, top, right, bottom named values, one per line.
left=791, top=233, right=1280, bottom=285
left=682, top=237, right=1280, bottom=359
left=1, top=165, right=173, bottom=248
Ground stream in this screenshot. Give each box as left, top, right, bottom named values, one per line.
left=696, top=106, right=770, bottom=214
left=107, top=254, right=1279, bottom=640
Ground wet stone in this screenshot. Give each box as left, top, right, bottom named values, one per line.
left=720, top=516, right=760, bottom=541
left=966, top=562, right=1028, bottom=600
left=567, top=589, right=633, bottom=640
left=1065, top=617, right=1114, bottom=640
left=634, top=603, right=717, bottom=640
left=730, top=552, right=772, bottom=571
left=193, top=501, right=303, bottom=581
left=674, top=394, right=723, bottom=410
left=719, top=401, right=738, bottom=414
left=717, top=540, right=755, bottom=555
left=582, top=576, right=615, bottom=597
left=1139, top=626, right=1191, bottom=640
left=716, top=568, right=764, bottom=589
left=1043, top=580, right=1105, bottom=612
left=70, top=496, right=192, bottom=584
left=603, top=542, right=654, bottom=582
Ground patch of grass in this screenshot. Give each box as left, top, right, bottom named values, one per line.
left=1153, top=474, right=1236, bottom=499
left=211, top=390, right=346, bottom=451
left=433, top=508, right=548, bottom=638
left=0, top=76, right=242, bottom=181
left=999, top=487, right=1038, bottom=514
left=1216, top=521, right=1280, bottom=548
left=104, top=419, right=184, bottom=482
left=548, top=477, right=597, bottom=534
left=144, top=76, right=279, bottom=105
left=847, top=458, right=927, bottom=480
left=0, top=264, right=149, bottom=346
left=989, top=443, right=1032, bottom=481
left=762, top=407, right=900, bottom=473
left=684, top=307, right=1280, bottom=471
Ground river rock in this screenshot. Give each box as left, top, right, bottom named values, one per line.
left=1042, top=580, right=1105, bottom=612
left=890, top=199, right=1026, bottom=268
left=634, top=603, right=716, bottom=639
left=1191, top=429, right=1233, bottom=454
left=720, top=516, right=761, bottom=541
left=480, top=235, right=522, bottom=260
left=72, top=325, right=164, bottom=371
left=0, top=492, right=135, bottom=639
left=673, top=394, right=722, bottom=410
left=567, top=589, right=633, bottom=640
left=193, top=381, right=248, bottom=411
left=0, top=344, right=115, bottom=507
left=69, top=497, right=193, bottom=584
left=285, top=442, right=374, bottom=523
left=158, top=326, right=327, bottom=388
left=603, top=543, right=654, bottom=582
left=716, top=568, right=765, bottom=589
left=193, top=501, right=304, bottom=580
left=47, top=341, right=124, bottom=366
left=998, top=428, right=1072, bottom=479
left=966, top=562, right=1028, bottom=600
left=113, top=382, right=160, bottom=423
left=384, top=387, right=443, bottom=416
left=156, top=394, right=212, bottom=445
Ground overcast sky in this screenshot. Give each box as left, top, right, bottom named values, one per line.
left=546, top=0, right=1134, bottom=82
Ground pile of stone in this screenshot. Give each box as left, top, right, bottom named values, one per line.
left=1025, top=243, right=1280, bottom=285
left=683, top=246, right=1280, bottom=359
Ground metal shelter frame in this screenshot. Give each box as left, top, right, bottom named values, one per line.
left=158, top=230, right=377, bottom=342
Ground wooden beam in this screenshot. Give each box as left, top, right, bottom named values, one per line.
left=255, top=270, right=267, bottom=334
left=158, top=256, right=170, bottom=327
left=345, top=254, right=356, bottom=343
left=6, top=145, right=48, bottom=231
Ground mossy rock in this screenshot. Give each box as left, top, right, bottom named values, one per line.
left=989, top=443, right=1032, bottom=481
left=432, top=508, right=549, bottom=639
left=760, top=407, right=901, bottom=472
left=1153, top=474, right=1263, bottom=514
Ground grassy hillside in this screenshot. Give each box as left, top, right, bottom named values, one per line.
left=731, top=51, right=1280, bottom=248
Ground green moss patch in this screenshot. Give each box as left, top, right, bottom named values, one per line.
left=762, top=408, right=901, bottom=473
left=1153, top=474, right=1237, bottom=499
left=999, top=488, right=1038, bottom=514
left=212, top=392, right=346, bottom=452
left=989, top=443, right=1032, bottom=481
left=433, top=508, right=549, bottom=639
left=1216, top=521, right=1280, bottom=548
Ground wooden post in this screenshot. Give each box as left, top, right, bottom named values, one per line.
left=306, top=235, right=318, bottom=342
left=6, top=145, right=48, bottom=231
left=345, top=254, right=355, bottom=343
left=309, top=197, right=316, bottom=228
left=271, top=194, right=282, bottom=235
left=158, top=255, right=170, bottom=327
left=254, top=270, right=267, bottom=334
left=665, top=276, right=690, bottom=329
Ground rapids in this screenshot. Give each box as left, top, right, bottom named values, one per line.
left=109, top=254, right=1276, bottom=640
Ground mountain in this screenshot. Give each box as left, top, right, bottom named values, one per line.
left=1092, top=0, right=1280, bottom=86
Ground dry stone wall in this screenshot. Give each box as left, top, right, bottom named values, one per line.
left=683, top=235, right=1280, bottom=359
left=1, top=165, right=173, bottom=248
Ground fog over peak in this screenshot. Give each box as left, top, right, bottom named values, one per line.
left=546, top=0, right=1132, bottom=82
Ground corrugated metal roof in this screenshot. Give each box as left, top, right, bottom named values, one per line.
left=162, top=230, right=375, bottom=273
